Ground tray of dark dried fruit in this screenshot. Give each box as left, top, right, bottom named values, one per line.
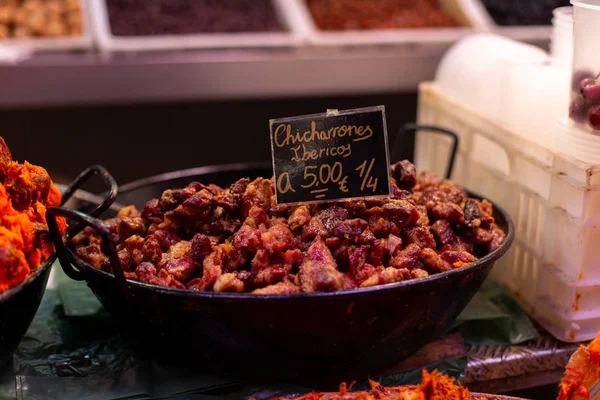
left=89, top=0, right=301, bottom=52
left=465, top=0, right=570, bottom=44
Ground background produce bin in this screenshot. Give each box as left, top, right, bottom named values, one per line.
left=88, top=0, right=301, bottom=52
left=0, top=0, right=92, bottom=53
left=464, top=0, right=567, bottom=45
left=290, top=0, right=485, bottom=46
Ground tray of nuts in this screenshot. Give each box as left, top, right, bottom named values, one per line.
left=0, top=0, right=92, bottom=53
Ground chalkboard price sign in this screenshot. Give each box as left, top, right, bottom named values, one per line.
left=270, top=106, right=392, bottom=204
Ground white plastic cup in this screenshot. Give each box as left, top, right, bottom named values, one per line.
left=509, top=64, right=568, bottom=146
left=568, top=0, right=600, bottom=134
left=551, top=7, right=573, bottom=68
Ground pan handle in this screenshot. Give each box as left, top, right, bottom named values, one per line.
left=47, top=207, right=128, bottom=294
left=60, top=165, right=118, bottom=235
left=392, top=123, right=459, bottom=180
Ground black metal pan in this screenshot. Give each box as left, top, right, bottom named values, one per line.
left=46, top=158, right=514, bottom=383
left=0, top=165, right=117, bottom=368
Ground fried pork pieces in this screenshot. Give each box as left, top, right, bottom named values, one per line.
left=71, top=160, right=505, bottom=294
left=0, top=137, right=66, bottom=293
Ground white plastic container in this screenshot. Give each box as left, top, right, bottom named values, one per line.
left=0, top=0, right=92, bottom=53
left=571, top=0, right=600, bottom=76
left=416, top=82, right=600, bottom=342
left=89, top=0, right=301, bottom=52
left=434, top=34, right=554, bottom=144
left=551, top=7, right=573, bottom=69
left=289, top=0, right=484, bottom=47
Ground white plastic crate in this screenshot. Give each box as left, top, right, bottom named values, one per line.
left=89, top=0, right=301, bottom=52
left=416, top=82, right=600, bottom=342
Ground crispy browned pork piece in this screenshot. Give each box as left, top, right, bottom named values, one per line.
left=71, top=160, right=505, bottom=294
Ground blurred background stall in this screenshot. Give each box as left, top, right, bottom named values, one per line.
left=0, top=0, right=563, bottom=184
left=2, top=2, right=596, bottom=400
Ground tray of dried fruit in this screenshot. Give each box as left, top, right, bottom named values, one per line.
left=88, top=0, right=301, bottom=52
left=288, top=0, right=486, bottom=47
left=0, top=0, right=93, bottom=53
left=0, top=137, right=117, bottom=368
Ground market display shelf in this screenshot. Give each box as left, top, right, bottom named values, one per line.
left=0, top=0, right=554, bottom=57
left=0, top=0, right=555, bottom=107
left=0, top=45, right=447, bottom=108
left=86, top=0, right=549, bottom=50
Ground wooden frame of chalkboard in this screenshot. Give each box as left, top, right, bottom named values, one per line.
left=270, top=105, right=392, bottom=205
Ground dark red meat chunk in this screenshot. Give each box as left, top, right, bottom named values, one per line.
left=404, top=226, right=436, bottom=250
left=261, top=222, right=296, bottom=254
left=390, top=243, right=423, bottom=270
left=431, top=219, right=455, bottom=247
left=253, top=264, right=291, bottom=288
left=288, top=205, right=311, bottom=231
left=160, top=189, right=183, bottom=210
left=142, top=198, right=164, bottom=223
left=141, top=235, right=162, bottom=265
left=190, top=233, right=213, bottom=262
left=391, top=159, right=417, bottom=190
left=240, top=177, right=274, bottom=219
left=432, top=202, right=464, bottom=223
left=332, top=218, right=368, bottom=241
left=298, top=237, right=344, bottom=292
left=117, top=217, right=147, bottom=240
left=368, top=215, right=399, bottom=238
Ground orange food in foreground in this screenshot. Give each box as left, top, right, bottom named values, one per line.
left=558, top=332, right=600, bottom=400
left=0, top=137, right=66, bottom=293
left=272, top=370, right=472, bottom=400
